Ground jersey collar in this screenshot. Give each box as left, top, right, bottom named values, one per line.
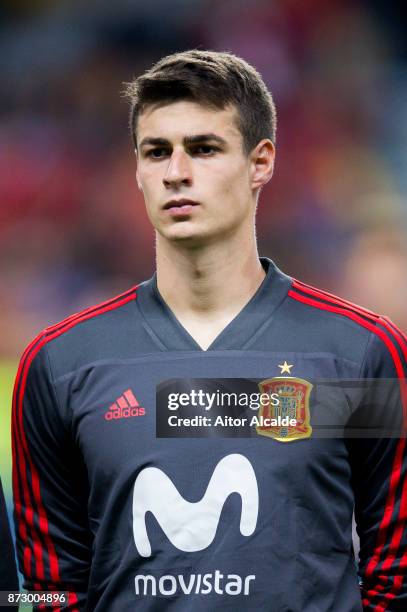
left=136, top=257, right=292, bottom=351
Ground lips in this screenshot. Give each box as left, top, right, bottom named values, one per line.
left=163, top=199, right=200, bottom=210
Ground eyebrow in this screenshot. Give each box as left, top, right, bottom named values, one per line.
left=139, top=133, right=227, bottom=149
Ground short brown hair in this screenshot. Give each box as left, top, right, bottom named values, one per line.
left=124, top=50, right=277, bottom=155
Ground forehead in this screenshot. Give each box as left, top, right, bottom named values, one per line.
left=136, top=101, right=242, bottom=145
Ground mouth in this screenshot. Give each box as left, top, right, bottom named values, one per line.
left=163, top=199, right=200, bottom=211
left=163, top=198, right=199, bottom=219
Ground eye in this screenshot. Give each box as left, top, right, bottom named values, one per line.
left=192, top=145, right=219, bottom=156
left=146, top=147, right=169, bottom=159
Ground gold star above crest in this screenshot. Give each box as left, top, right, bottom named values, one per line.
left=278, top=361, right=294, bottom=375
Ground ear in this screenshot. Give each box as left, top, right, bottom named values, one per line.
left=250, top=139, right=275, bottom=190
left=134, top=148, right=143, bottom=191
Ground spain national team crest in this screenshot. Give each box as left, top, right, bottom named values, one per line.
left=256, top=377, right=313, bottom=442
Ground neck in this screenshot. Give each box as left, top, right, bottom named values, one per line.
left=156, top=228, right=265, bottom=318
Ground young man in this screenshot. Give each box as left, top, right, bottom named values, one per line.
left=12, top=50, right=407, bottom=611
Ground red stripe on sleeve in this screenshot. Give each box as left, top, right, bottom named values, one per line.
left=13, top=334, right=48, bottom=581
left=292, top=279, right=379, bottom=319
left=13, top=288, right=137, bottom=595
left=14, top=334, right=61, bottom=583
left=67, top=590, right=80, bottom=611
left=288, top=289, right=407, bottom=394
left=367, top=320, right=407, bottom=611
left=288, top=286, right=407, bottom=610
left=44, top=286, right=137, bottom=336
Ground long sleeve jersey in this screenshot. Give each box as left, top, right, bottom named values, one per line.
left=12, top=258, right=407, bottom=611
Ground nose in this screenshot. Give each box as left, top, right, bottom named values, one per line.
left=163, top=149, right=192, bottom=189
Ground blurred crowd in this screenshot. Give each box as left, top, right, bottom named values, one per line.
left=1, top=0, right=406, bottom=358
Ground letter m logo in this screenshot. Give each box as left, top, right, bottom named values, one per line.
left=132, top=453, right=258, bottom=557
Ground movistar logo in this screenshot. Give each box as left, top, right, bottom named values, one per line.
left=132, top=453, right=258, bottom=558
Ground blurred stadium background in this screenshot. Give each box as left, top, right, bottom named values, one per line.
left=1, top=0, right=406, bottom=602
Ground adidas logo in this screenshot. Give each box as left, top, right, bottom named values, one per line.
left=105, top=389, right=145, bottom=421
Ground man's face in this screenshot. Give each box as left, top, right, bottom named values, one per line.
left=135, top=101, right=258, bottom=246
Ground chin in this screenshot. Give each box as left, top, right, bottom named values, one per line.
left=161, top=227, right=211, bottom=247
left=169, top=233, right=205, bottom=246
left=159, top=222, right=201, bottom=240
left=158, top=221, right=229, bottom=247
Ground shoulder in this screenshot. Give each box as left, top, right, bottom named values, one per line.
left=48, top=285, right=138, bottom=334
left=18, top=285, right=139, bottom=381
left=286, top=277, right=406, bottom=376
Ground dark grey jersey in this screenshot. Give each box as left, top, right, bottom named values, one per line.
left=12, top=259, right=407, bottom=611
